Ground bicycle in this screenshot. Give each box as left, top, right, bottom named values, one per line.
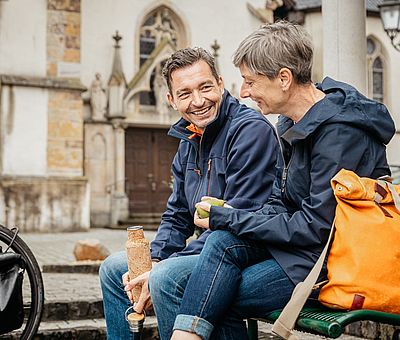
left=0, top=225, right=44, bottom=339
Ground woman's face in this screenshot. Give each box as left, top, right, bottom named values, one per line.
left=239, top=63, right=285, bottom=116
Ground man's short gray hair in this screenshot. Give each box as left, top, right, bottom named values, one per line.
left=232, top=21, right=313, bottom=84
left=162, top=47, right=219, bottom=93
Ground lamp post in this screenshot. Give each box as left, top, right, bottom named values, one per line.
left=378, top=0, right=400, bottom=51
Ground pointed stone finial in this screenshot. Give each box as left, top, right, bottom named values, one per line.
left=211, top=40, right=220, bottom=73
left=109, top=30, right=125, bottom=85
left=113, top=31, right=122, bottom=47
left=211, top=39, right=220, bottom=59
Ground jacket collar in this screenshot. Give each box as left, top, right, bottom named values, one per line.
left=278, top=77, right=344, bottom=145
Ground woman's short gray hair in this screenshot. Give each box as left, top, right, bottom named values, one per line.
left=232, top=21, right=313, bottom=84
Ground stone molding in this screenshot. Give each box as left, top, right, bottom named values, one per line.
left=0, top=75, right=86, bottom=92
left=0, top=175, right=88, bottom=182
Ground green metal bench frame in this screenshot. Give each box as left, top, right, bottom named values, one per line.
left=247, top=307, right=400, bottom=339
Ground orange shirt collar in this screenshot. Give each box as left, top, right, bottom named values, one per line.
left=186, top=123, right=203, bottom=139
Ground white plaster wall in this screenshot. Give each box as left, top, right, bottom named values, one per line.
left=2, top=86, right=48, bottom=176
left=81, top=0, right=260, bottom=97
left=0, top=0, right=47, bottom=76
left=171, top=0, right=260, bottom=93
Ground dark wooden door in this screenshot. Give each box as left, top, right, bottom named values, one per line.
left=125, top=128, right=179, bottom=214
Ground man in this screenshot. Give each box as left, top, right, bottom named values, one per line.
left=99, top=47, right=280, bottom=339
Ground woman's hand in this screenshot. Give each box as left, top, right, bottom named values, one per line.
left=201, top=196, right=232, bottom=209
left=194, top=196, right=233, bottom=229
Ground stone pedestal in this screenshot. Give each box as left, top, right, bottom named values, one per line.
left=110, top=193, right=129, bottom=226
left=110, top=121, right=129, bottom=226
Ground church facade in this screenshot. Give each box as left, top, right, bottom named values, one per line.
left=0, top=0, right=398, bottom=232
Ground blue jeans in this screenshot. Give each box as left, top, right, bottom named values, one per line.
left=99, top=250, right=132, bottom=339
left=149, top=230, right=295, bottom=340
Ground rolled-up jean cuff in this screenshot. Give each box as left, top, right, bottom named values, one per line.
left=173, top=314, right=214, bottom=339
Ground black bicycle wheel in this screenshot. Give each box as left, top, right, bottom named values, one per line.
left=0, top=225, right=44, bottom=340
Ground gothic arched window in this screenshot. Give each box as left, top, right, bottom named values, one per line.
left=138, top=6, right=186, bottom=107
left=367, top=37, right=385, bottom=103
left=372, top=57, right=384, bottom=102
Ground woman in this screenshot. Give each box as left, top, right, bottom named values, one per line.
left=149, top=21, right=395, bottom=340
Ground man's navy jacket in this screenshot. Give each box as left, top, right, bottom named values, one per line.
left=150, top=91, right=280, bottom=260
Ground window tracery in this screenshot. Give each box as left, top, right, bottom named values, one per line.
left=139, top=7, right=180, bottom=107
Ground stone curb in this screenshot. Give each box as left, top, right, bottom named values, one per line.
left=42, top=262, right=101, bottom=274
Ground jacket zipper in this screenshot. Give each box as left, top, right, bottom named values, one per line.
left=207, top=159, right=212, bottom=195
left=282, top=145, right=295, bottom=201
left=192, top=137, right=204, bottom=208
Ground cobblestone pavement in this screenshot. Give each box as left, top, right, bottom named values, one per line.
left=20, top=227, right=157, bottom=267
left=42, top=272, right=101, bottom=302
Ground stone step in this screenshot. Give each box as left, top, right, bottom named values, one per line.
left=1, top=317, right=160, bottom=340
left=117, top=214, right=162, bottom=231
left=42, top=298, right=104, bottom=321
left=41, top=272, right=103, bottom=321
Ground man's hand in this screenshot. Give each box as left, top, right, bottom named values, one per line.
left=124, top=271, right=152, bottom=313
left=194, top=201, right=211, bottom=229
left=122, top=271, right=133, bottom=302
left=123, top=262, right=159, bottom=313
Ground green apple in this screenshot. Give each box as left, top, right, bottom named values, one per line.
left=196, top=198, right=225, bottom=219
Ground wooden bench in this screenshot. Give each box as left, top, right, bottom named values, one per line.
left=247, top=307, right=400, bottom=339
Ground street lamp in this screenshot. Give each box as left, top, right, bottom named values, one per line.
left=379, top=0, right=400, bottom=52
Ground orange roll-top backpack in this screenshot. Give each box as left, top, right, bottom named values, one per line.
left=272, top=169, right=400, bottom=340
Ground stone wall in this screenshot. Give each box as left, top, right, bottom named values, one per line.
left=48, top=90, right=84, bottom=176
left=47, top=0, right=81, bottom=77
left=47, top=0, right=84, bottom=177
left=0, top=0, right=89, bottom=232
left=0, top=176, right=89, bottom=232
left=346, top=321, right=399, bottom=339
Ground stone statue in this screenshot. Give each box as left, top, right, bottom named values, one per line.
left=247, top=0, right=283, bottom=24
left=153, top=68, right=170, bottom=115
left=265, top=0, right=284, bottom=23
left=90, top=73, right=107, bottom=121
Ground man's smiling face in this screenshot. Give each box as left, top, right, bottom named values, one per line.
left=167, top=60, right=224, bottom=132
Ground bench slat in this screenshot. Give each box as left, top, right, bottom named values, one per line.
left=248, top=307, right=400, bottom=339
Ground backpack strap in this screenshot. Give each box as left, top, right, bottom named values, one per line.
left=384, top=182, right=400, bottom=212
left=272, top=220, right=336, bottom=339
